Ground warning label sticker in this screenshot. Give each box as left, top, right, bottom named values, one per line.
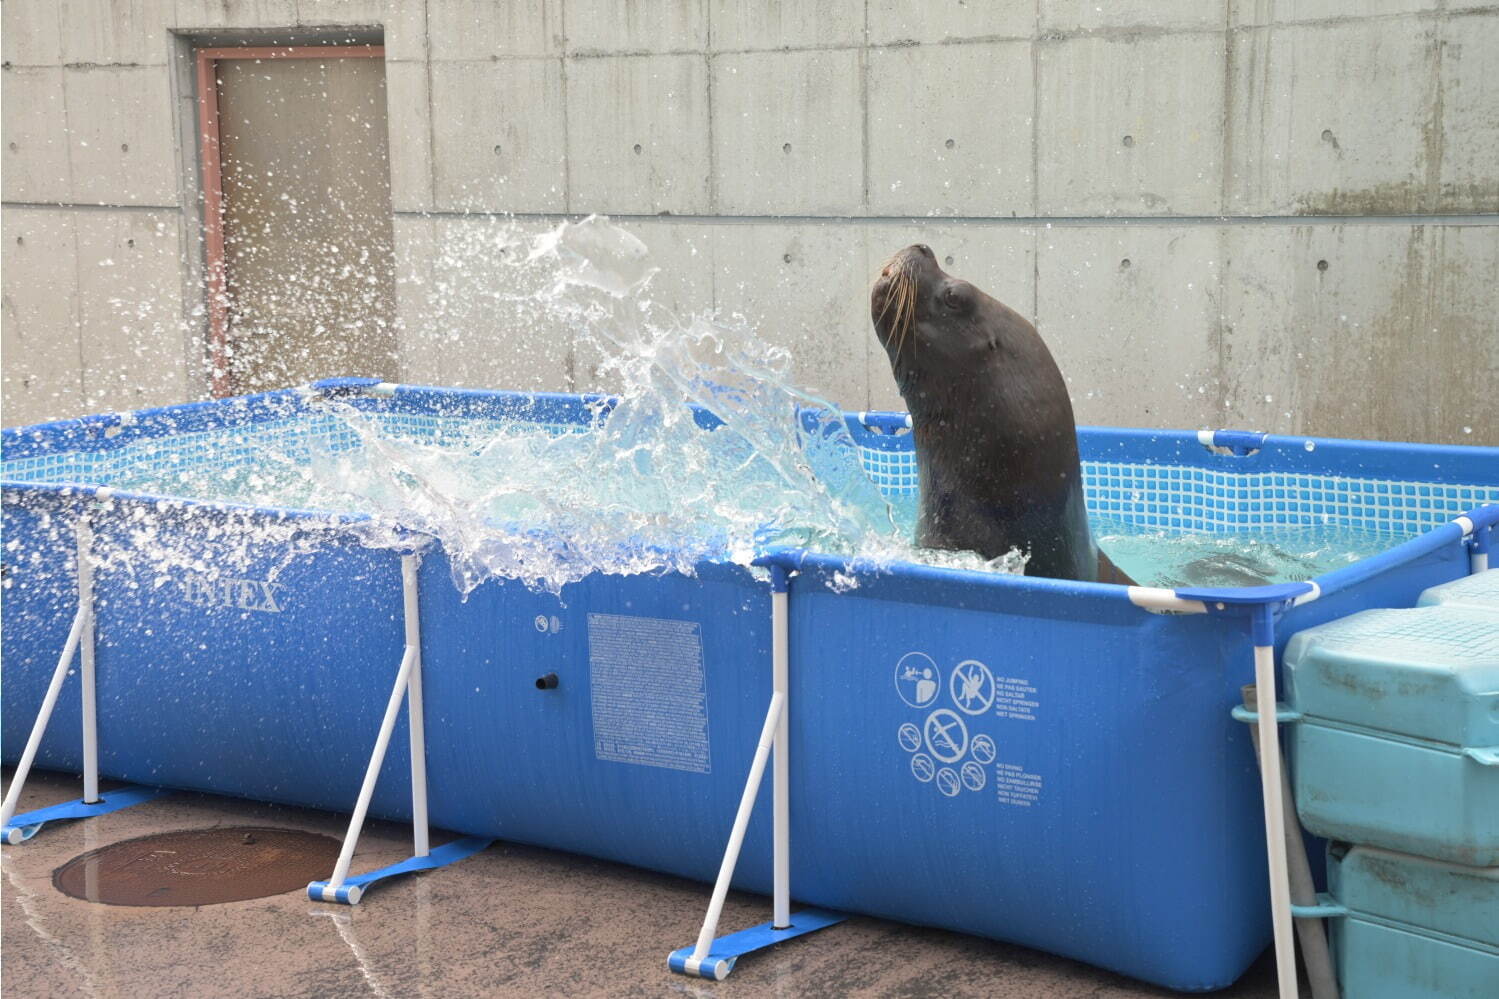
left=588, top=613, right=711, bottom=774
left=892, top=650, right=1045, bottom=807
left=995, top=763, right=1044, bottom=807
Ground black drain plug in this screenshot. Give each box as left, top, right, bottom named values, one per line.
left=53, top=826, right=341, bottom=907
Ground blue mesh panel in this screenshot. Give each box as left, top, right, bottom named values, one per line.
left=856, top=444, right=1495, bottom=536
left=5, top=412, right=1494, bottom=537
left=1, top=412, right=585, bottom=489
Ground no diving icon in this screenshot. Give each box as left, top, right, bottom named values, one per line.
left=923, top=709, right=968, bottom=764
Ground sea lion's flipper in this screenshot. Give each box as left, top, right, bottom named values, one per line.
left=1096, top=549, right=1136, bottom=587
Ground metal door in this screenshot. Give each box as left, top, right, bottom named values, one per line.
left=198, top=48, right=396, bottom=395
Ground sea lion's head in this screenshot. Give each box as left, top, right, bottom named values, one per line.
left=871, top=243, right=1076, bottom=427
left=871, top=244, right=1025, bottom=401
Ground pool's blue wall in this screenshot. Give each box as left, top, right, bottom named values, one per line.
left=5, top=389, right=1493, bottom=990
left=1, top=489, right=1299, bottom=991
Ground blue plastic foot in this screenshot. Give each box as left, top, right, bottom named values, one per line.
left=668, top=908, right=845, bottom=980
left=307, top=835, right=492, bottom=904
left=2, top=785, right=171, bottom=845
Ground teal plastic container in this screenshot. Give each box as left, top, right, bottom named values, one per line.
left=1284, top=589, right=1499, bottom=866
left=1326, top=844, right=1499, bottom=999
left=1417, top=569, right=1499, bottom=613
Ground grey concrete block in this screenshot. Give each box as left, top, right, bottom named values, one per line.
left=295, top=1, right=430, bottom=62
left=430, top=59, right=567, bottom=212
left=385, top=61, right=432, bottom=211
left=867, top=42, right=1034, bottom=217
left=565, top=55, right=711, bottom=215
left=566, top=0, right=707, bottom=53
left=172, top=0, right=299, bottom=29
left=1, top=208, right=83, bottom=427
left=2, top=0, right=63, bottom=66
left=570, top=219, right=717, bottom=394
left=1426, top=225, right=1499, bottom=446
left=1, top=67, right=72, bottom=203
left=391, top=214, right=440, bottom=385
left=63, top=65, right=178, bottom=206
left=1229, top=0, right=1438, bottom=28
left=868, top=0, right=1034, bottom=45
left=73, top=210, right=190, bottom=414
left=864, top=223, right=1039, bottom=411
left=712, top=49, right=864, bottom=215
left=711, top=223, right=871, bottom=409
left=708, top=0, right=863, bottom=51
left=396, top=215, right=574, bottom=392
left=427, top=0, right=561, bottom=59
left=1041, top=1, right=1225, bottom=32
left=1228, top=21, right=1438, bottom=215
left=1038, top=32, right=1226, bottom=216
left=1219, top=224, right=1447, bottom=442
left=1437, top=12, right=1499, bottom=212
left=60, top=0, right=173, bottom=66
left=1036, top=226, right=1223, bottom=430
left=625, top=219, right=717, bottom=317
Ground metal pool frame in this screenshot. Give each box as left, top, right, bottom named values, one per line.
left=2, top=378, right=1495, bottom=997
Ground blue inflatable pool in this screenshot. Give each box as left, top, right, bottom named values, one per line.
left=3, top=379, right=1495, bottom=991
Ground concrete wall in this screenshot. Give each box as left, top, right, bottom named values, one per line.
left=3, top=1, right=1495, bottom=444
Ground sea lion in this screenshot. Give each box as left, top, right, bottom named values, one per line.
left=870, top=244, right=1131, bottom=585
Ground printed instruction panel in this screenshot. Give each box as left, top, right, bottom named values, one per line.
left=893, top=651, right=1043, bottom=805
left=589, top=613, right=711, bottom=774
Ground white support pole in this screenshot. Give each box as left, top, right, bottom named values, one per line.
left=0, top=607, right=88, bottom=828
left=690, top=691, right=786, bottom=963
left=1455, top=514, right=1488, bottom=574
left=771, top=589, right=791, bottom=930
left=325, top=644, right=417, bottom=892
left=77, top=522, right=99, bottom=805
left=401, top=554, right=429, bottom=859
left=1254, top=644, right=1298, bottom=999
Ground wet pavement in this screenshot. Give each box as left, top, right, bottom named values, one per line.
left=3, top=769, right=1280, bottom=998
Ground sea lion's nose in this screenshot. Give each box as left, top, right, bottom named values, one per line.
left=914, top=244, right=934, bottom=258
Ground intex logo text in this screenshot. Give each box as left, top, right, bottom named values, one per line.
left=182, top=575, right=285, bottom=614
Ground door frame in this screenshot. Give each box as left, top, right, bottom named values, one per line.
left=195, top=45, right=385, bottom=398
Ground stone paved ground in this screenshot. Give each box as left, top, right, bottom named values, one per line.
left=3, top=769, right=1282, bottom=998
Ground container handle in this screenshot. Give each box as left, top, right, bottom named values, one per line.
left=1463, top=746, right=1499, bottom=766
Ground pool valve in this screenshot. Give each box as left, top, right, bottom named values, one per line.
left=535, top=673, right=559, bottom=690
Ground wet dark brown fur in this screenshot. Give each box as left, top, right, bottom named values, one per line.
left=871, top=244, right=1131, bottom=585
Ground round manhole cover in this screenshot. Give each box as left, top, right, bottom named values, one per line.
left=53, top=826, right=341, bottom=907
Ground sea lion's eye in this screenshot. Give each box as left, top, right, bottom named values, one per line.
left=941, top=285, right=965, bottom=310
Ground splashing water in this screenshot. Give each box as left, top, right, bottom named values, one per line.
left=109, top=217, right=1025, bottom=596
left=78, top=216, right=1406, bottom=597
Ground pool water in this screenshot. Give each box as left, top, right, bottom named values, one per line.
left=1094, top=519, right=1404, bottom=588
left=99, top=421, right=1409, bottom=591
